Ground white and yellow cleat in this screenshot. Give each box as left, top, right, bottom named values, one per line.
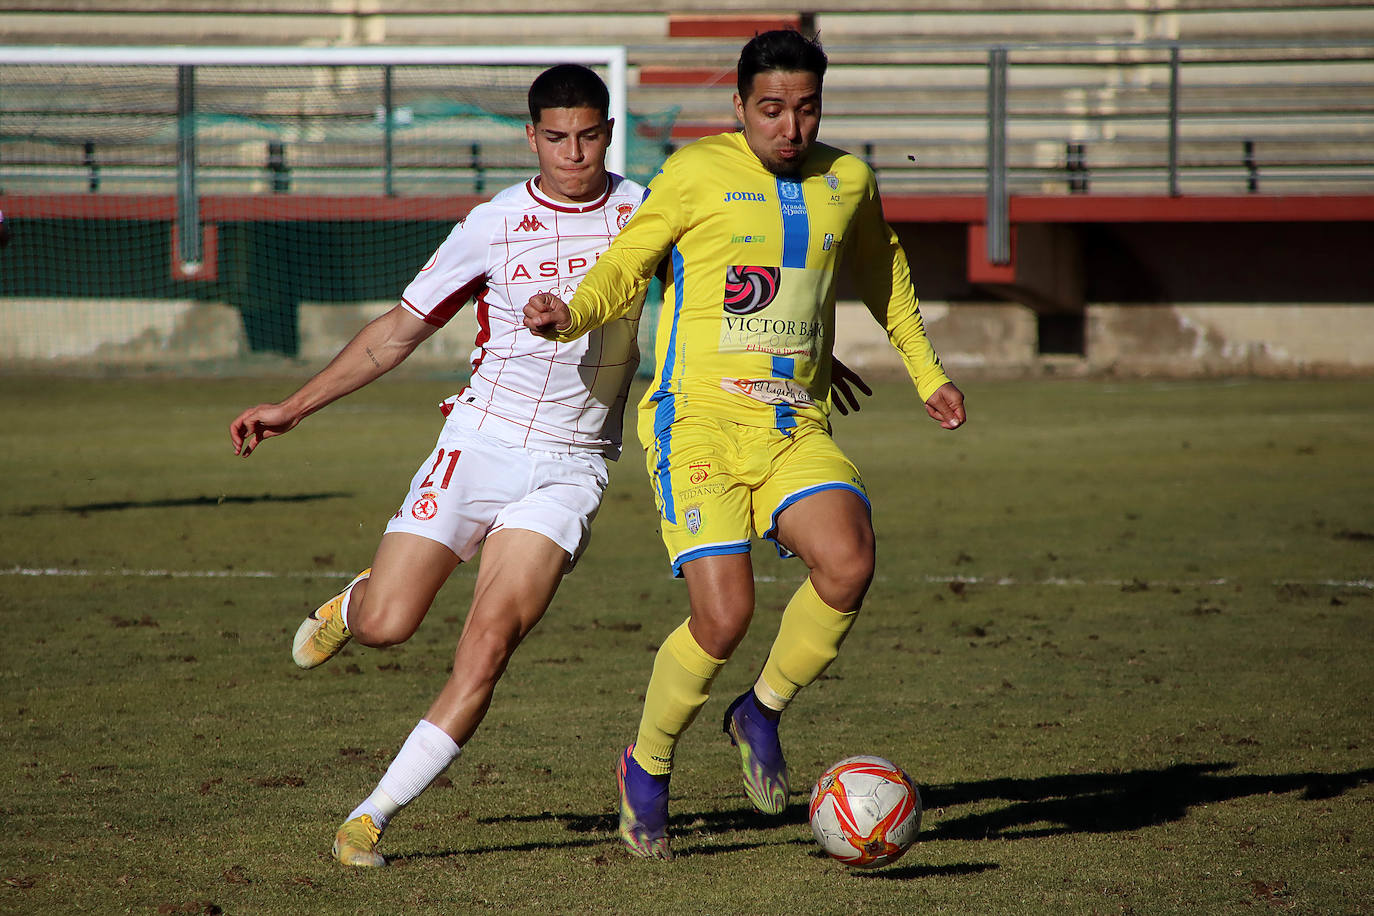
left=332, top=814, right=385, bottom=867
left=292, top=569, right=369, bottom=669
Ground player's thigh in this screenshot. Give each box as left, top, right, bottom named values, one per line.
left=460, top=527, right=569, bottom=650
left=771, top=487, right=875, bottom=575
left=356, top=531, right=462, bottom=636
left=755, top=425, right=873, bottom=562
left=644, top=416, right=754, bottom=576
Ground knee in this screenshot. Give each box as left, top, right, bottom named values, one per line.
left=689, top=599, right=754, bottom=660
left=348, top=600, right=420, bottom=648
left=810, top=531, right=875, bottom=608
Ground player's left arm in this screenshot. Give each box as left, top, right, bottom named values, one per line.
left=848, top=172, right=966, bottom=429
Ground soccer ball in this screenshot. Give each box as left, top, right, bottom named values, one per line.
left=808, top=755, right=921, bottom=868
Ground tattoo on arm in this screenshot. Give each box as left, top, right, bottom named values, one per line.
left=365, top=346, right=382, bottom=369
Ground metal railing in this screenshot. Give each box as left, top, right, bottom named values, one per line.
left=3, top=38, right=1371, bottom=269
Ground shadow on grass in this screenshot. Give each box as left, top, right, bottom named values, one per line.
left=467, top=761, right=1371, bottom=857
left=393, top=836, right=609, bottom=860
left=476, top=805, right=806, bottom=834
left=842, top=861, right=1000, bottom=880
left=925, top=761, right=1374, bottom=841
left=13, top=491, right=352, bottom=516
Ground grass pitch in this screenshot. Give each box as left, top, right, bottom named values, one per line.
left=1, top=375, right=1370, bottom=915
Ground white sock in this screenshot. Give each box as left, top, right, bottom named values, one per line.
left=347, top=719, right=460, bottom=833
left=338, top=572, right=367, bottom=631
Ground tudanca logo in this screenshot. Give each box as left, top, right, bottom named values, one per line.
left=724, top=191, right=768, bottom=203
left=514, top=214, right=548, bottom=232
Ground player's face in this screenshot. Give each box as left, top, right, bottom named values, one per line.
left=527, top=106, right=613, bottom=203
left=734, top=70, right=822, bottom=176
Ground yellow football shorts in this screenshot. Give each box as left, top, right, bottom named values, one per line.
left=643, top=415, right=869, bottom=576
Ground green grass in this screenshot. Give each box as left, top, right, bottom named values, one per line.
left=1, top=376, right=1371, bottom=915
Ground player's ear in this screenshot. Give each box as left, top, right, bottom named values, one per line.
left=733, top=93, right=745, bottom=124
left=526, top=121, right=538, bottom=154
left=604, top=117, right=615, bottom=143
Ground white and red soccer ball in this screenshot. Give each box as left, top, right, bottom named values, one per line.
left=808, top=755, right=922, bottom=868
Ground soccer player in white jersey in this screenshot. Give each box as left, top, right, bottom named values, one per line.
left=228, top=65, right=646, bottom=867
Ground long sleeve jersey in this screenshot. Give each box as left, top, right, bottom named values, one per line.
left=548, top=131, right=951, bottom=434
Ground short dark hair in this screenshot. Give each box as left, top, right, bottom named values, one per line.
left=736, top=29, right=827, bottom=101
left=528, top=64, right=610, bottom=123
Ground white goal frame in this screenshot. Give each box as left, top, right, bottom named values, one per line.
left=1, top=44, right=629, bottom=271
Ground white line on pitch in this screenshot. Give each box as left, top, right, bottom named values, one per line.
left=4, top=567, right=1368, bottom=590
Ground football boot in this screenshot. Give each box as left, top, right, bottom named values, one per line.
left=332, top=814, right=385, bottom=867
left=292, top=568, right=369, bottom=669
left=616, top=745, right=672, bottom=860
left=723, top=690, right=790, bottom=815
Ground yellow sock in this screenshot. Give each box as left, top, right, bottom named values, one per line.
left=632, top=620, right=726, bottom=776
left=756, top=577, right=859, bottom=712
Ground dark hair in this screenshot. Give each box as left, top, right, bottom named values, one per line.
left=528, top=64, right=610, bottom=123
left=736, top=29, right=827, bottom=101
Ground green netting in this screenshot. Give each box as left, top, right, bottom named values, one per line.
left=0, top=61, right=675, bottom=374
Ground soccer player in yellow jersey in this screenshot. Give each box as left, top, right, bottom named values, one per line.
left=525, top=30, right=966, bottom=859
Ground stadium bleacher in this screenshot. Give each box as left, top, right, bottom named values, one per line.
left=2, top=1, right=1372, bottom=373
left=3, top=1, right=1372, bottom=195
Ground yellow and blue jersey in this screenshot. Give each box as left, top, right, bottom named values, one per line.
left=552, top=130, right=950, bottom=435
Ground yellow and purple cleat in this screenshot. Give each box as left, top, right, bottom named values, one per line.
left=332, top=813, right=385, bottom=867
left=723, top=690, right=790, bottom=815
left=616, top=745, right=672, bottom=860
left=292, top=568, right=369, bottom=669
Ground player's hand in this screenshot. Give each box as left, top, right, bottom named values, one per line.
left=229, top=403, right=301, bottom=457
left=523, top=293, right=572, bottom=336
left=830, top=357, right=873, bottom=416
left=924, top=382, right=966, bottom=430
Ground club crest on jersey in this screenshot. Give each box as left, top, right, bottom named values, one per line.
left=825, top=172, right=840, bottom=191
left=684, top=505, right=703, bottom=536
left=616, top=203, right=635, bottom=229
left=723, top=265, right=781, bottom=315
left=514, top=214, right=548, bottom=233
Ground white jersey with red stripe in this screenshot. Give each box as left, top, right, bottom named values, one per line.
left=400, top=174, right=646, bottom=458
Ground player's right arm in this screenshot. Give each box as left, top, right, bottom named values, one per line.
left=229, top=304, right=437, bottom=457
left=526, top=163, right=686, bottom=340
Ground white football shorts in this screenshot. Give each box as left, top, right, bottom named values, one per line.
left=384, top=421, right=609, bottom=569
